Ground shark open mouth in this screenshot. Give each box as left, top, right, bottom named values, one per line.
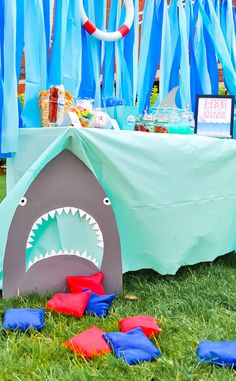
left=25, top=206, right=104, bottom=271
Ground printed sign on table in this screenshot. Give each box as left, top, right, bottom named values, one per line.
left=195, top=95, right=235, bottom=138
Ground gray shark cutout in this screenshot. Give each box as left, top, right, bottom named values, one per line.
left=3, top=149, right=122, bottom=298
left=159, top=86, right=179, bottom=108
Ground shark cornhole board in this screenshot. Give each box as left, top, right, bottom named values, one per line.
left=3, top=150, right=122, bottom=298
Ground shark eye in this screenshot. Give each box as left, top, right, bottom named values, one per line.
left=103, top=197, right=111, bottom=206
left=19, top=197, right=27, bottom=206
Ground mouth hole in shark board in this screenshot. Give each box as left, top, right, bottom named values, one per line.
left=25, top=206, right=105, bottom=271
left=3, top=149, right=122, bottom=298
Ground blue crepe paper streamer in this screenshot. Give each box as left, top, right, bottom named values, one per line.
left=79, top=0, right=104, bottom=106
left=102, top=0, right=118, bottom=103
left=88, top=0, right=102, bottom=107
left=1, top=0, right=19, bottom=154
left=221, top=0, right=236, bottom=68
left=203, top=0, right=219, bottom=95
left=63, top=0, right=82, bottom=97
left=132, top=0, right=139, bottom=105
left=178, top=0, right=191, bottom=109
left=137, top=0, right=163, bottom=113
left=21, top=0, right=47, bottom=128
left=16, top=0, right=24, bottom=128
left=43, top=0, right=54, bottom=82
left=0, top=0, right=4, bottom=156
left=168, top=0, right=181, bottom=108
left=114, top=0, right=122, bottom=100
left=189, top=0, right=203, bottom=112
left=49, top=0, right=69, bottom=86
left=79, top=1, right=95, bottom=101
left=116, top=2, right=133, bottom=106
left=194, top=6, right=212, bottom=94
left=159, top=0, right=174, bottom=104
left=199, top=0, right=236, bottom=96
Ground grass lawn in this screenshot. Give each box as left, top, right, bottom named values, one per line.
left=0, top=174, right=236, bottom=380
left=0, top=173, right=6, bottom=202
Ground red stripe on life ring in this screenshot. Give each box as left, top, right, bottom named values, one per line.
left=118, top=24, right=130, bottom=37
left=83, top=20, right=97, bottom=35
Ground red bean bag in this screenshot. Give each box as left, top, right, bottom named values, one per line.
left=119, top=315, right=162, bottom=337
left=64, top=326, right=111, bottom=358
left=66, top=272, right=105, bottom=295
left=46, top=292, right=90, bottom=318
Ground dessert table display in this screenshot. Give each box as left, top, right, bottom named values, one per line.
left=1, top=127, right=236, bottom=290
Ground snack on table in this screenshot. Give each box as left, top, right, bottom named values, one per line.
left=39, top=86, right=73, bottom=127
left=70, top=99, right=95, bottom=128
left=49, top=86, right=59, bottom=125
left=56, top=85, right=65, bottom=126
left=64, top=90, right=73, bottom=117
left=79, top=109, right=95, bottom=128
left=92, top=109, right=112, bottom=129
left=38, top=90, right=49, bottom=127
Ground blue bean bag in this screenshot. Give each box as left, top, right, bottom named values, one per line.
left=103, top=327, right=161, bottom=365
left=2, top=308, right=45, bottom=331
left=84, top=289, right=116, bottom=318
left=197, top=340, right=236, bottom=367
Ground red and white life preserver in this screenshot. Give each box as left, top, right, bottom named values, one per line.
left=79, top=0, right=134, bottom=42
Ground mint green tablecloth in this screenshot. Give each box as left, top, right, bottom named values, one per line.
left=1, top=127, right=236, bottom=286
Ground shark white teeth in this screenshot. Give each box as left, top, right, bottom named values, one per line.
left=56, top=208, right=63, bottom=216
left=97, top=241, right=104, bottom=249
left=28, top=260, right=33, bottom=269
left=37, top=217, right=43, bottom=225
left=42, top=213, right=49, bottom=222
left=27, top=236, right=34, bottom=244
left=49, top=210, right=56, bottom=219
left=32, top=222, right=38, bottom=231
left=81, top=251, right=87, bottom=258
left=71, top=207, right=77, bottom=216
left=26, top=206, right=104, bottom=271
left=64, top=207, right=71, bottom=215
left=89, top=216, right=96, bottom=225
left=93, top=223, right=100, bottom=231
left=26, top=250, right=99, bottom=270
left=79, top=209, right=86, bottom=218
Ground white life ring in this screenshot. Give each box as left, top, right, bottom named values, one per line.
left=79, top=0, right=134, bottom=42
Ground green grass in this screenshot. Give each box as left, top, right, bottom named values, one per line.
left=0, top=174, right=236, bottom=380
left=0, top=173, right=6, bottom=202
